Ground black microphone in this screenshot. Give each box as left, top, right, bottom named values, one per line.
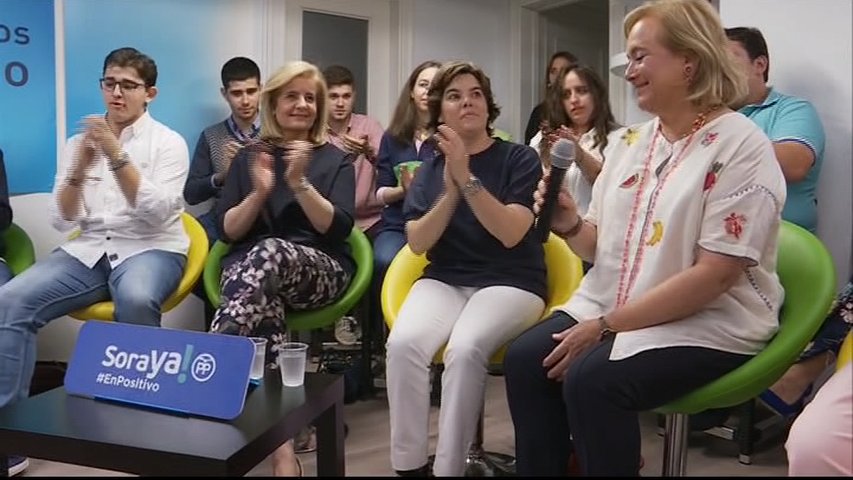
left=535, top=138, right=576, bottom=242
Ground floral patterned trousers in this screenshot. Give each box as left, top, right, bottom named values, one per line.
left=211, top=237, right=351, bottom=366
left=801, top=276, right=853, bottom=361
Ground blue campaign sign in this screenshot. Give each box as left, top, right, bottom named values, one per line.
left=65, top=322, right=254, bottom=420
left=0, top=0, right=57, bottom=194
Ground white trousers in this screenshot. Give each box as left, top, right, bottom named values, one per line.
left=386, top=278, right=545, bottom=476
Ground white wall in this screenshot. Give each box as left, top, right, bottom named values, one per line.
left=720, top=0, right=853, bottom=287
left=409, top=0, right=518, bottom=138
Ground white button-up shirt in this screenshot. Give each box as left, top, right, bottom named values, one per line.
left=560, top=112, right=786, bottom=360
left=50, top=112, right=190, bottom=268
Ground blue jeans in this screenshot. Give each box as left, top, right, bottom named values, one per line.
left=0, top=248, right=186, bottom=408
left=0, top=261, right=11, bottom=286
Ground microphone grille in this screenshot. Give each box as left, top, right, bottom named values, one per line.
left=550, top=138, right=575, bottom=169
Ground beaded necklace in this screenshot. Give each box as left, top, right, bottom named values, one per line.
left=615, top=106, right=719, bottom=307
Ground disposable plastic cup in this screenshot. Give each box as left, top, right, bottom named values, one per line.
left=249, top=337, right=268, bottom=382
left=277, top=342, right=309, bottom=387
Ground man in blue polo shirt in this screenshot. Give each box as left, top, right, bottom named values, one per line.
left=687, top=28, right=835, bottom=434
left=726, top=27, right=825, bottom=233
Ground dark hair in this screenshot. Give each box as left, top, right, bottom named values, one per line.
left=545, top=50, right=579, bottom=89
left=220, top=56, right=260, bottom=89
left=103, top=47, right=157, bottom=87
left=388, top=60, right=442, bottom=144
left=545, top=64, right=619, bottom=156
left=323, top=65, right=355, bottom=89
left=426, top=61, right=501, bottom=136
left=725, top=27, right=770, bottom=82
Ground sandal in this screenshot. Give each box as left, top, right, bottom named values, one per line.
left=294, top=425, right=317, bottom=454
left=295, top=456, right=304, bottom=477
left=758, top=384, right=813, bottom=419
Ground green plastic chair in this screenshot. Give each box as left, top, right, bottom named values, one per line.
left=204, top=226, right=374, bottom=331
left=2, top=222, right=36, bottom=276
left=492, top=128, right=513, bottom=142
left=654, top=221, right=837, bottom=476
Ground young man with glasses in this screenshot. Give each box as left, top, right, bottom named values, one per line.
left=0, top=48, right=189, bottom=476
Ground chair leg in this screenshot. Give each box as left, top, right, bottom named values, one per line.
left=357, top=297, right=375, bottom=400
left=464, top=407, right=516, bottom=476
left=430, top=364, right=444, bottom=407
left=736, top=400, right=756, bottom=465
left=662, top=413, right=689, bottom=476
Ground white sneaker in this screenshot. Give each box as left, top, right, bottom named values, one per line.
left=8, top=456, right=29, bottom=476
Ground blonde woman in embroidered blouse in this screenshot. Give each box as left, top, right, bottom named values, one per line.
left=529, top=64, right=622, bottom=216
left=503, top=0, right=786, bottom=476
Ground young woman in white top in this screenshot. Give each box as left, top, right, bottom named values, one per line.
left=504, top=0, right=786, bottom=475
left=529, top=64, right=621, bottom=216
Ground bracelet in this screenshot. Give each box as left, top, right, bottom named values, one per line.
left=66, top=177, right=83, bottom=187
left=555, top=214, right=584, bottom=238
left=291, top=177, right=311, bottom=194
left=110, top=160, right=129, bottom=172
left=109, top=151, right=130, bottom=172
left=597, top=316, right=616, bottom=341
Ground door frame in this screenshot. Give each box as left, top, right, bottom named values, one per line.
left=517, top=0, right=644, bottom=126
left=278, top=0, right=395, bottom=126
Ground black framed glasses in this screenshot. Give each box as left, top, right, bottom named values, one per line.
left=99, top=77, right=146, bottom=93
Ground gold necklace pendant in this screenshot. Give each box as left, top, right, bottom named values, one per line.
left=686, top=104, right=722, bottom=138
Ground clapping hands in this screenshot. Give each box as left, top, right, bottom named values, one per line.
left=434, top=124, right=470, bottom=188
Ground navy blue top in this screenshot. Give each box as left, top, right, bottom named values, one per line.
left=375, top=132, right=439, bottom=233
left=215, top=142, right=356, bottom=277
left=404, top=140, right=547, bottom=300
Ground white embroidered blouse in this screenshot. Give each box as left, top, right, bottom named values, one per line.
left=559, top=112, right=787, bottom=360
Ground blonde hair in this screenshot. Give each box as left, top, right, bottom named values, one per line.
left=624, top=0, right=747, bottom=108
left=259, top=61, right=328, bottom=145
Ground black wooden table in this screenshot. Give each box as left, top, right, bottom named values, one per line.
left=0, top=371, right=344, bottom=476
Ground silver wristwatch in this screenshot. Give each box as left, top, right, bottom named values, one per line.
left=461, top=176, right=483, bottom=197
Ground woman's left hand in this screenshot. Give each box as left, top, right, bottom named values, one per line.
left=542, top=320, right=601, bottom=381
left=285, top=140, right=312, bottom=185
left=556, top=125, right=580, bottom=143
left=435, top=124, right=470, bottom=185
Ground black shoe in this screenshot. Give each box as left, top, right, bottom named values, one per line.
left=395, top=464, right=430, bottom=477
left=689, top=407, right=732, bottom=431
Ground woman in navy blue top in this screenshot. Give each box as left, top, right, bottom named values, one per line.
left=385, top=61, right=547, bottom=477
left=370, top=60, right=441, bottom=334
left=213, top=61, right=354, bottom=477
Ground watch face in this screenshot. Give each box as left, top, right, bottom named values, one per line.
left=462, top=177, right=482, bottom=196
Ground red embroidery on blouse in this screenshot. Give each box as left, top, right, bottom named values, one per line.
left=616, top=127, right=702, bottom=307
left=724, top=213, right=746, bottom=240
left=704, top=161, right=723, bottom=191
left=701, top=131, right=719, bottom=147
left=620, top=173, right=639, bottom=189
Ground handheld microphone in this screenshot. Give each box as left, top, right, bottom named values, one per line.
left=535, top=138, right=575, bottom=242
